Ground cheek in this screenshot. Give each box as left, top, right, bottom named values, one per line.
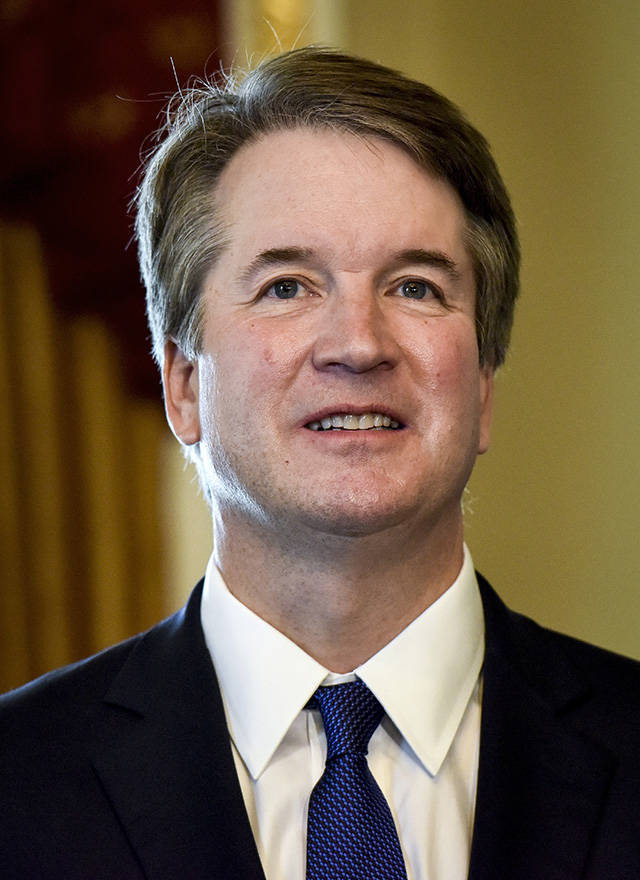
left=441, top=337, right=481, bottom=397
left=250, top=319, right=309, bottom=380
left=204, top=324, right=304, bottom=421
left=407, top=326, right=485, bottom=455
left=410, top=325, right=480, bottom=397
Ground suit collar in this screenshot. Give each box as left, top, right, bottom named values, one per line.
left=468, top=576, right=615, bottom=880
left=90, top=582, right=266, bottom=880
left=86, top=573, right=616, bottom=879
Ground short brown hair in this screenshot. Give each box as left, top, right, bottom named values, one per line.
left=135, top=46, right=519, bottom=369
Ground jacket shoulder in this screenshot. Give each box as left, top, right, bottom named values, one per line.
left=478, top=572, right=640, bottom=745
left=0, top=630, right=143, bottom=753
left=0, top=597, right=193, bottom=746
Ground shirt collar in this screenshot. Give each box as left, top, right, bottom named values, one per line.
left=356, top=545, right=484, bottom=774
left=200, top=546, right=484, bottom=779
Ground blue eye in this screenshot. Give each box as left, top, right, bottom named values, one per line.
left=401, top=280, right=430, bottom=299
left=271, top=279, right=300, bottom=299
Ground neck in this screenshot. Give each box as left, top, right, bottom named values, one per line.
left=211, top=508, right=465, bottom=672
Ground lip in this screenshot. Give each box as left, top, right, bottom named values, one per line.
left=300, top=404, right=407, bottom=429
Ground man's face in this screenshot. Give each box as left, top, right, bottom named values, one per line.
left=166, top=128, right=493, bottom=543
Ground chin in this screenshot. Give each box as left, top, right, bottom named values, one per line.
left=293, top=494, right=424, bottom=539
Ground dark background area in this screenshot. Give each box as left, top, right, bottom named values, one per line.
left=1, top=0, right=224, bottom=397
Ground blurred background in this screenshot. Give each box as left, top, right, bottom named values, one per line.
left=1, top=0, right=638, bottom=692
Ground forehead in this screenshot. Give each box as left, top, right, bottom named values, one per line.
left=213, top=127, right=470, bottom=269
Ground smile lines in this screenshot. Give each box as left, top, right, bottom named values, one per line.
left=306, top=412, right=401, bottom=431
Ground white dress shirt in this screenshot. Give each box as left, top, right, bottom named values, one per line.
left=200, top=546, right=484, bottom=880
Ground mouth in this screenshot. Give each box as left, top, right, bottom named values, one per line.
left=305, top=412, right=403, bottom=431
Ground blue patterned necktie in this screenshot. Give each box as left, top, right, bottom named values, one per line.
left=306, top=680, right=408, bottom=880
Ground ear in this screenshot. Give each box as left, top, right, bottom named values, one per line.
left=477, top=365, right=494, bottom=455
left=162, top=339, right=201, bottom=445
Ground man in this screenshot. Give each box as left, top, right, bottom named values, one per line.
left=1, top=47, right=638, bottom=880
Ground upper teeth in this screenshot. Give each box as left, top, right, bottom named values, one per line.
left=306, top=412, right=400, bottom=431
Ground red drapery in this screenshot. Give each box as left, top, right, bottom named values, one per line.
left=1, top=0, right=223, bottom=396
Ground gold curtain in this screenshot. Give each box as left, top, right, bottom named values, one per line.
left=0, top=223, right=167, bottom=693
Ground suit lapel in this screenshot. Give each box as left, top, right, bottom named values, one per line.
left=90, top=583, right=266, bottom=880
left=468, top=578, right=615, bottom=880
left=85, top=572, right=616, bottom=878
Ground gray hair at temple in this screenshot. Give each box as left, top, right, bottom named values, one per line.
left=135, top=46, right=519, bottom=374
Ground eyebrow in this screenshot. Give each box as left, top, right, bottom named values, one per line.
left=238, top=247, right=316, bottom=285
left=237, top=246, right=463, bottom=285
left=385, top=249, right=463, bottom=282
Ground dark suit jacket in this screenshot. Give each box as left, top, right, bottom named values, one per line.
left=1, top=575, right=639, bottom=879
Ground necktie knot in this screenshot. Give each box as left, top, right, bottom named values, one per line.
left=310, top=680, right=385, bottom=760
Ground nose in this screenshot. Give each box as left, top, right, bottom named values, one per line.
left=311, top=284, right=400, bottom=374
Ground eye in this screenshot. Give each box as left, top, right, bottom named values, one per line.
left=400, top=279, right=436, bottom=300
left=267, top=278, right=301, bottom=299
